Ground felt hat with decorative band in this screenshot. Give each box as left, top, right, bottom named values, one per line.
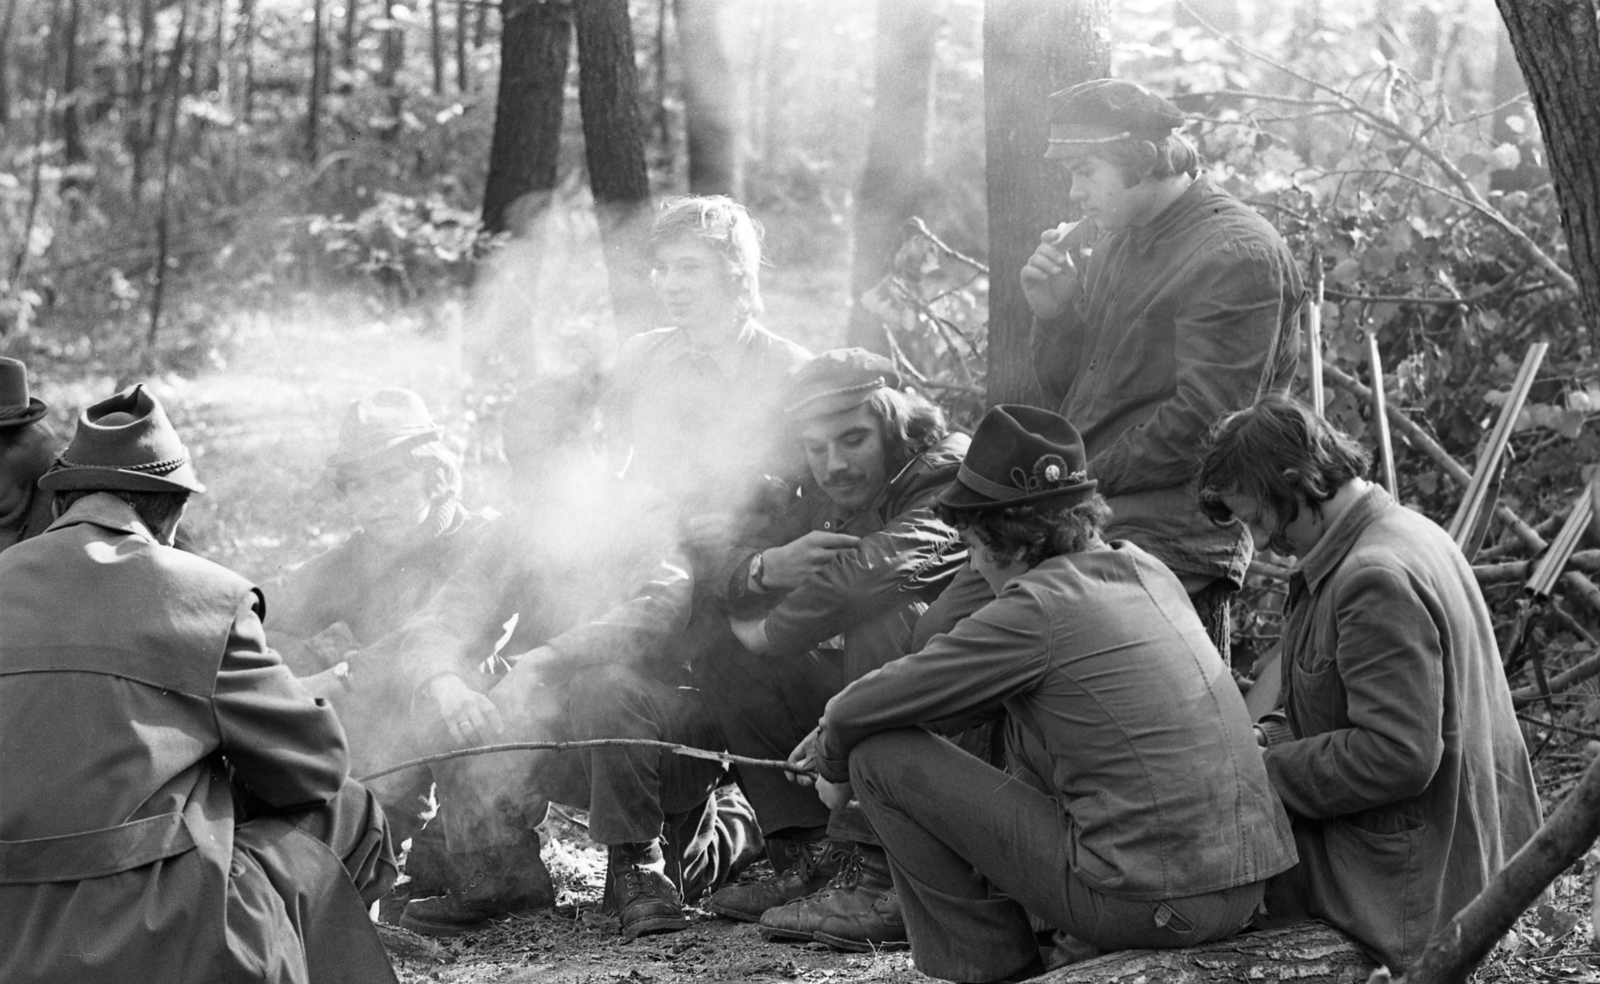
left=1043, top=79, right=1185, bottom=160
left=784, top=348, right=903, bottom=420
left=938, top=405, right=1097, bottom=512
left=0, top=356, right=48, bottom=429
left=326, top=388, right=443, bottom=470
left=38, top=384, right=205, bottom=494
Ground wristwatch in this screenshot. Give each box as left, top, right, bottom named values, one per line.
left=748, top=550, right=769, bottom=591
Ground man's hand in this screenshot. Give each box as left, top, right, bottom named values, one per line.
left=760, top=531, right=862, bottom=590
left=730, top=615, right=771, bottom=655
left=684, top=512, right=739, bottom=553
left=815, top=777, right=853, bottom=812
left=785, top=727, right=821, bottom=787
left=1020, top=222, right=1080, bottom=321
left=426, top=673, right=505, bottom=748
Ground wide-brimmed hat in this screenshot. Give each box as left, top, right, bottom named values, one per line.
left=0, top=357, right=48, bottom=429
left=784, top=348, right=902, bottom=420
left=38, top=384, right=205, bottom=494
left=326, top=388, right=443, bottom=470
left=1043, top=78, right=1184, bottom=160
left=938, top=405, right=1097, bottom=512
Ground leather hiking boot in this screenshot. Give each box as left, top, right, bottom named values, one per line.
left=606, top=843, right=691, bottom=939
left=707, top=838, right=845, bottom=923
left=399, top=838, right=555, bottom=937
left=760, top=846, right=907, bottom=951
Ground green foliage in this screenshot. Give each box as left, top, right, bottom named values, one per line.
left=303, top=191, right=484, bottom=302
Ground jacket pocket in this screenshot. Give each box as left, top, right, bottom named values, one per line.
left=1100, top=318, right=1174, bottom=404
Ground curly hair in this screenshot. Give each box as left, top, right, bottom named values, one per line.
left=649, top=195, right=764, bottom=319
left=1195, top=394, right=1372, bottom=553
left=939, top=494, right=1112, bottom=568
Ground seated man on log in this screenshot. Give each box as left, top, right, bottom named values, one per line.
left=701, top=349, right=976, bottom=951
left=794, top=405, right=1297, bottom=984
left=0, top=384, right=398, bottom=984
left=0, top=356, right=62, bottom=551
left=263, top=387, right=496, bottom=899
left=395, top=379, right=760, bottom=939
left=1195, top=395, right=1542, bottom=971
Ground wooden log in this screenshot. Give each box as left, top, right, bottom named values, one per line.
left=1040, top=923, right=1376, bottom=984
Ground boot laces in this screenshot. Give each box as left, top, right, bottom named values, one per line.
left=822, top=850, right=864, bottom=891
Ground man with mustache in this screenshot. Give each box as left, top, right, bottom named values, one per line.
left=1022, top=78, right=1303, bottom=658
left=700, top=348, right=976, bottom=953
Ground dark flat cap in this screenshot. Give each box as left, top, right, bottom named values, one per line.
left=1044, top=79, right=1184, bottom=159
left=784, top=348, right=902, bottom=420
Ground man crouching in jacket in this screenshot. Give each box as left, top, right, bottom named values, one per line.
left=701, top=349, right=978, bottom=953
left=0, top=385, right=398, bottom=984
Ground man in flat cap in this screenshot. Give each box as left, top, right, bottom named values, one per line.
left=0, top=356, right=62, bottom=552
left=264, top=387, right=499, bottom=907
left=698, top=349, right=982, bottom=952
left=0, top=385, right=399, bottom=984
left=1022, top=77, right=1303, bottom=658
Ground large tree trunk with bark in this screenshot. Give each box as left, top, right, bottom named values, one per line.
left=1040, top=924, right=1374, bottom=984
left=674, top=0, right=739, bottom=197
left=60, top=0, right=85, bottom=165
left=481, top=0, right=572, bottom=236
left=1494, top=0, right=1600, bottom=340
left=575, top=0, right=655, bottom=337
left=845, top=0, right=939, bottom=352
left=982, top=0, right=1110, bottom=407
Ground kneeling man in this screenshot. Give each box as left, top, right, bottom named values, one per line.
left=0, top=385, right=398, bottom=984
left=798, top=405, right=1296, bottom=983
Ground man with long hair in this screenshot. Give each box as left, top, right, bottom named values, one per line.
left=1194, top=395, right=1540, bottom=970
left=1022, top=79, right=1303, bottom=658
left=792, top=404, right=1294, bottom=983
left=702, top=349, right=975, bottom=951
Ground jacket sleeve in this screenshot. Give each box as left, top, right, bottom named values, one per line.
left=1263, top=566, right=1446, bottom=819
left=761, top=499, right=965, bottom=660
left=815, top=587, right=1050, bottom=781
left=213, top=591, right=349, bottom=811
left=1090, top=240, right=1298, bottom=496
left=401, top=532, right=516, bottom=693
left=542, top=514, right=694, bottom=669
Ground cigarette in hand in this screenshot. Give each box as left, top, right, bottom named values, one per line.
left=1045, top=220, right=1078, bottom=245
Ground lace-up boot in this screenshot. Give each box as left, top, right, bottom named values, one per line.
left=706, top=837, right=845, bottom=923
left=398, top=831, right=555, bottom=936
left=605, top=840, right=692, bottom=939
left=759, top=844, right=907, bottom=950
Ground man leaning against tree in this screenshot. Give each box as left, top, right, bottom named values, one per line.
left=1022, top=78, right=1304, bottom=657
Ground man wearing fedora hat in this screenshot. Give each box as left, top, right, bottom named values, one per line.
left=0, top=356, right=62, bottom=552
left=264, top=387, right=502, bottom=907
left=1021, top=77, right=1303, bottom=659
left=697, top=349, right=980, bottom=948
left=787, top=404, right=1297, bottom=983
left=0, top=384, right=400, bottom=984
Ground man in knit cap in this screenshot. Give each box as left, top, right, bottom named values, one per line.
left=0, top=384, right=398, bottom=984
left=0, top=356, right=61, bottom=551
left=1022, top=78, right=1304, bottom=658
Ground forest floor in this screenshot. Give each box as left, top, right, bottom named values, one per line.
left=12, top=284, right=1600, bottom=983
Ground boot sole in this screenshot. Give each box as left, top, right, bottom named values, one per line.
left=707, top=901, right=767, bottom=923
left=756, top=924, right=817, bottom=944
left=397, top=914, right=485, bottom=938
left=813, top=930, right=910, bottom=953
left=623, top=913, right=692, bottom=939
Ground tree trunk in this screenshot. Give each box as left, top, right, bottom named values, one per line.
left=455, top=0, right=467, bottom=90
left=429, top=0, right=444, bottom=95
left=148, top=0, right=191, bottom=346
left=240, top=0, right=256, bottom=121
left=129, top=0, right=157, bottom=204
left=342, top=0, right=359, bottom=70
left=0, top=0, right=17, bottom=125
left=481, top=0, right=572, bottom=236
left=376, top=1, right=407, bottom=141
left=846, top=0, right=939, bottom=351
left=1495, top=0, right=1600, bottom=341
left=982, top=0, right=1110, bottom=407
left=574, top=0, right=655, bottom=337
left=675, top=0, right=738, bottom=197
left=308, top=0, right=326, bottom=160
left=1039, top=924, right=1374, bottom=984
left=60, top=0, right=85, bottom=165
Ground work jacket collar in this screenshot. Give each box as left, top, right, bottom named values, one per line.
left=45, top=491, right=161, bottom=544
left=1294, top=485, right=1392, bottom=592
left=1127, top=173, right=1213, bottom=255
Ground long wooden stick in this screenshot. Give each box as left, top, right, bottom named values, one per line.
left=1529, top=485, right=1596, bottom=598
left=357, top=738, right=805, bottom=783
left=1365, top=328, right=1398, bottom=496
left=1306, top=249, right=1326, bottom=415
left=1403, top=753, right=1600, bottom=984
left=1446, top=342, right=1548, bottom=548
